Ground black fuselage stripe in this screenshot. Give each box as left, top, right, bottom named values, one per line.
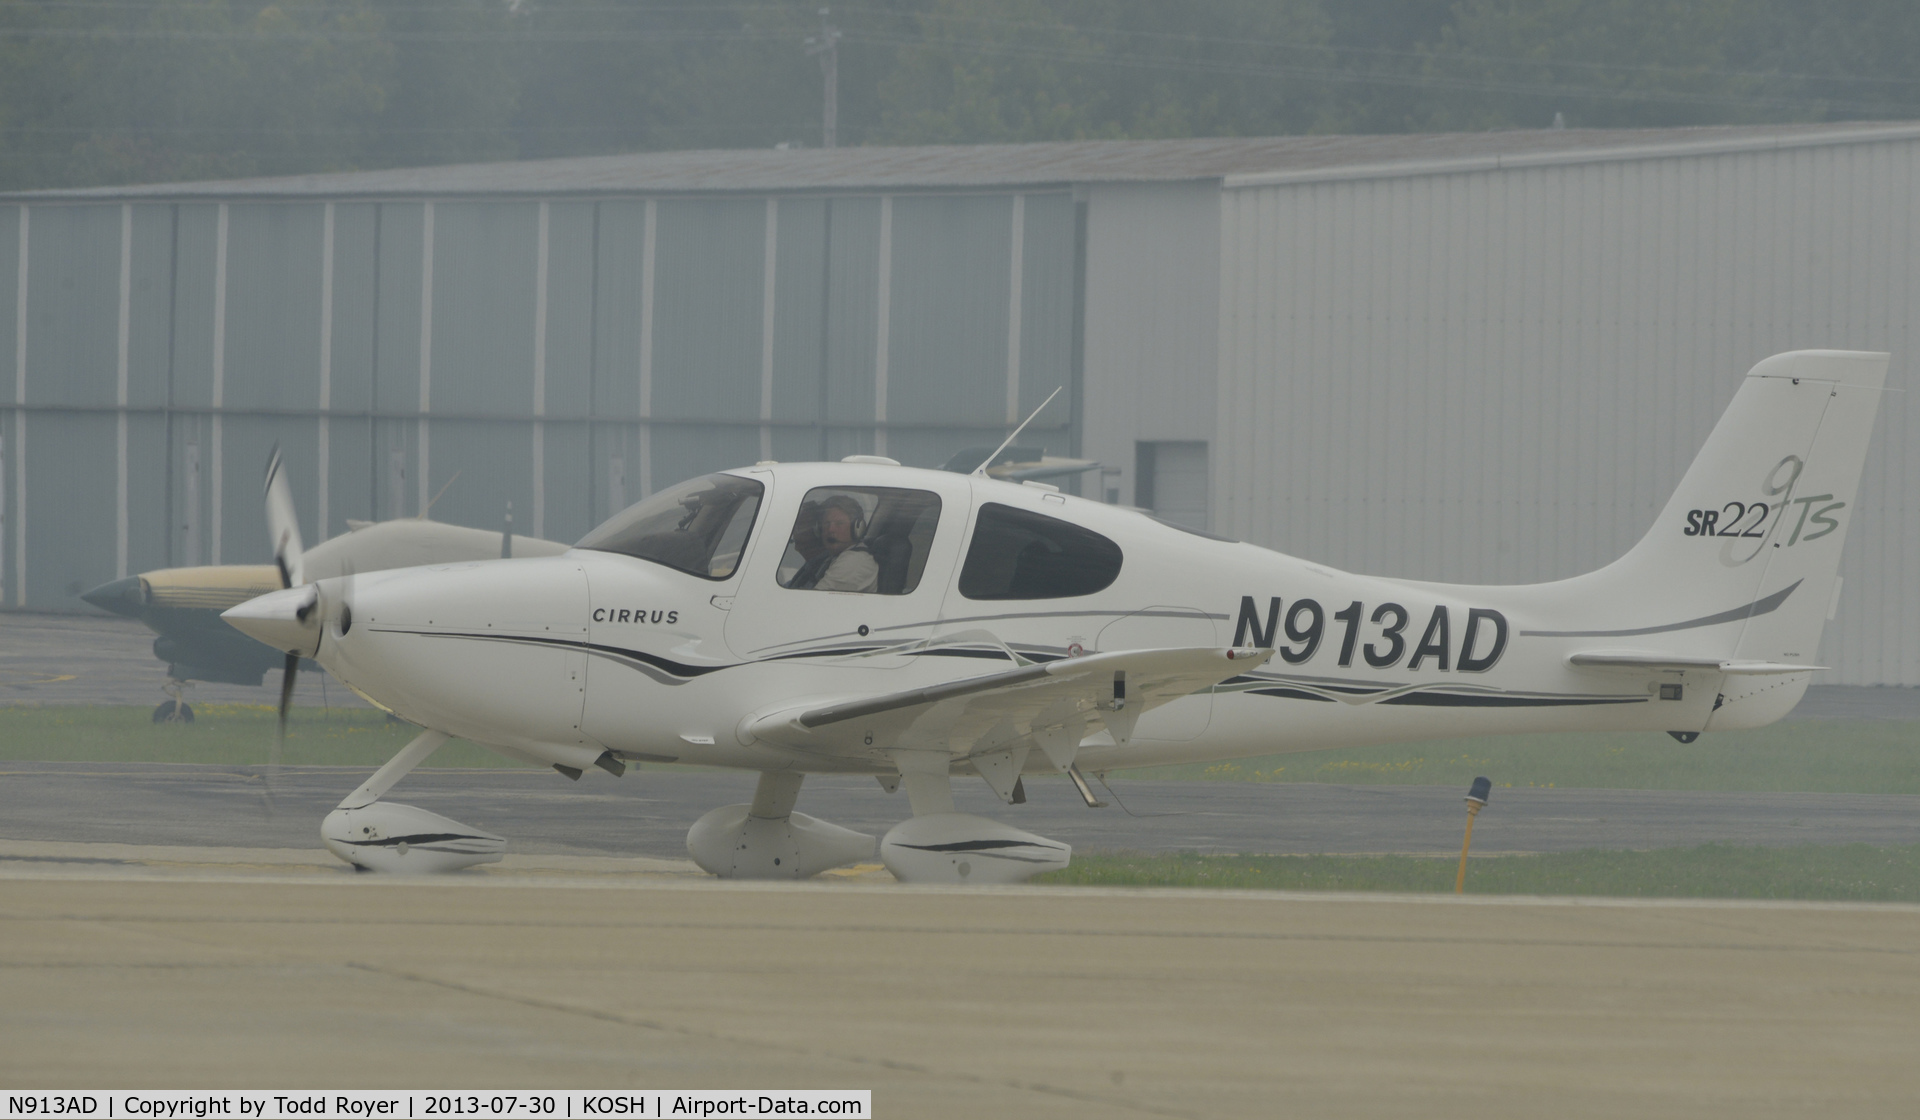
left=373, top=628, right=1646, bottom=710
left=1519, top=580, right=1800, bottom=638
left=750, top=608, right=1227, bottom=653
left=374, top=628, right=727, bottom=679
left=1250, top=687, right=1336, bottom=702
left=766, top=645, right=889, bottom=661
left=1377, top=693, right=1647, bottom=708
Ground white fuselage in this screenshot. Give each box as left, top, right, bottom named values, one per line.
left=309, top=461, right=1741, bottom=779
left=219, top=351, right=1885, bottom=881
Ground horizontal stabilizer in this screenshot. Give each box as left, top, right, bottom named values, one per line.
left=1567, top=650, right=1825, bottom=675
left=746, top=646, right=1272, bottom=758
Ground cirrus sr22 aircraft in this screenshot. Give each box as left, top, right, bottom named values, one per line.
left=224, top=350, right=1885, bottom=884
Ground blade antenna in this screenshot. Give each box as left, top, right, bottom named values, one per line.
left=972, top=386, right=1063, bottom=477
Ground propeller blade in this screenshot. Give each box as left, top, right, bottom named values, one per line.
left=264, top=444, right=305, bottom=589
left=267, top=650, right=297, bottom=813
left=340, top=562, right=355, bottom=635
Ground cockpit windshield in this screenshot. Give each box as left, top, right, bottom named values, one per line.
left=574, top=473, right=764, bottom=581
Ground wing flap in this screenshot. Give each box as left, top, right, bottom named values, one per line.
left=748, top=646, right=1271, bottom=758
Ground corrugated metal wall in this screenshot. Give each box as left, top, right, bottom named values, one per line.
left=1215, top=139, right=1920, bottom=684
left=1, top=191, right=1077, bottom=611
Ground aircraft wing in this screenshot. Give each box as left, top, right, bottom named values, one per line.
left=1567, top=650, right=1826, bottom=675
left=303, top=519, right=569, bottom=580
left=937, top=444, right=1100, bottom=482
left=987, top=456, right=1102, bottom=483
left=745, top=646, right=1271, bottom=759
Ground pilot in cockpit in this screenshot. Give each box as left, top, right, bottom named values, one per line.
left=785, top=494, right=879, bottom=593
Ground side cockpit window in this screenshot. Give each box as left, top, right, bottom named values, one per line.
left=778, top=486, right=942, bottom=595
left=575, top=473, right=763, bottom=581
left=959, top=502, right=1123, bottom=600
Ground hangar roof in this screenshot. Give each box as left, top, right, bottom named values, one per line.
left=9, top=120, right=1920, bottom=201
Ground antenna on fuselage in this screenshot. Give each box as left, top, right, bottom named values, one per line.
left=972, top=386, right=1064, bottom=477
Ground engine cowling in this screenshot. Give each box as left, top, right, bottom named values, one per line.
left=322, top=802, right=506, bottom=874
left=880, top=813, right=1071, bottom=884
left=686, top=805, right=875, bottom=879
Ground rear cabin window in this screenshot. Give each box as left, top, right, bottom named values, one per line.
left=958, top=503, right=1123, bottom=600
left=777, top=486, right=942, bottom=595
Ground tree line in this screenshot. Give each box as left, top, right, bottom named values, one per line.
left=1, top=0, right=1915, bottom=191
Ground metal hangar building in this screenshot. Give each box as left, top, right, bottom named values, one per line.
left=4, top=120, right=1918, bottom=683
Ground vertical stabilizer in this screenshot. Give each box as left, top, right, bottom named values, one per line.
left=1572, top=351, right=1886, bottom=726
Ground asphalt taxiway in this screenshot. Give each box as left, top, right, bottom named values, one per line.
left=2, top=871, right=1916, bottom=1118
left=5, top=761, right=1919, bottom=861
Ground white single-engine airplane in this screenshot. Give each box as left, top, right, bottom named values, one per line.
left=225, top=350, right=1885, bottom=884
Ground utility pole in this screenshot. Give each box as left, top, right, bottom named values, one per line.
left=805, top=8, right=841, bottom=148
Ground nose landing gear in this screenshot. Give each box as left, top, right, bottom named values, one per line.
left=318, top=728, right=505, bottom=874
left=151, top=678, right=195, bottom=723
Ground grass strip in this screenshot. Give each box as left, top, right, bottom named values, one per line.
left=7, top=707, right=1919, bottom=797
left=0, top=704, right=523, bottom=768
left=1115, top=720, right=1920, bottom=794
left=1035, top=844, right=1920, bottom=902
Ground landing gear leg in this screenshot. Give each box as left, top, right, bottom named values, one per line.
left=320, top=729, right=506, bottom=874
left=894, top=749, right=956, bottom=815
left=337, top=729, right=449, bottom=810
left=879, top=749, right=1071, bottom=884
